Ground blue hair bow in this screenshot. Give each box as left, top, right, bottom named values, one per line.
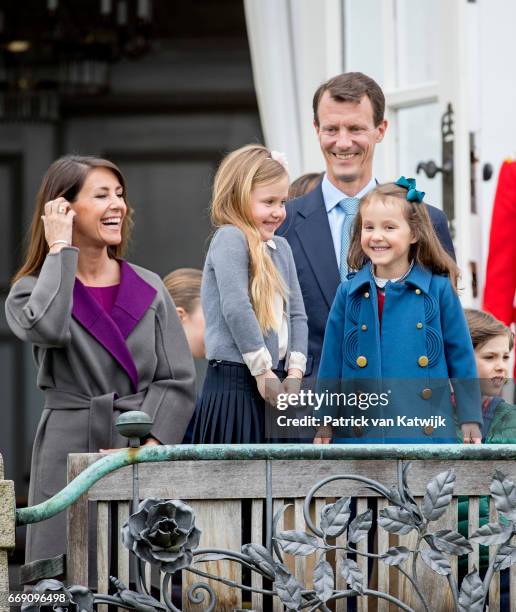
left=394, top=176, right=425, bottom=203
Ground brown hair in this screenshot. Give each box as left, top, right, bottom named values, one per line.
left=211, top=144, right=288, bottom=333
left=313, top=72, right=385, bottom=127
left=163, top=268, right=202, bottom=313
left=288, top=172, right=323, bottom=199
left=465, top=309, right=514, bottom=351
left=13, top=155, right=133, bottom=284
left=347, top=182, right=461, bottom=290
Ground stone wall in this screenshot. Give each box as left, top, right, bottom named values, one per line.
left=0, top=454, right=15, bottom=612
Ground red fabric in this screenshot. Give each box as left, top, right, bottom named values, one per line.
left=483, top=160, right=516, bottom=376
left=377, top=288, right=385, bottom=324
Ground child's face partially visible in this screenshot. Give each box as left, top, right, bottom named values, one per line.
left=475, top=335, right=511, bottom=397
left=360, top=197, right=416, bottom=278
left=179, top=301, right=206, bottom=359
left=250, top=176, right=288, bottom=241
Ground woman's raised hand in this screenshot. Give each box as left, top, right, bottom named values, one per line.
left=42, top=197, right=76, bottom=253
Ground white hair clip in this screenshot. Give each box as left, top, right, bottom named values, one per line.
left=270, top=150, right=289, bottom=171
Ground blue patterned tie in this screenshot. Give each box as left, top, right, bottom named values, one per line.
left=338, top=197, right=360, bottom=281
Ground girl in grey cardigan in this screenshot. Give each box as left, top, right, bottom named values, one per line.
left=6, top=156, right=195, bottom=566
left=192, top=145, right=308, bottom=443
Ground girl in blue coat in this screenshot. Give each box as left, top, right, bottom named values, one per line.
left=315, top=178, right=482, bottom=443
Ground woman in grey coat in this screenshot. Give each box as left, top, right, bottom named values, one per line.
left=6, top=156, right=196, bottom=565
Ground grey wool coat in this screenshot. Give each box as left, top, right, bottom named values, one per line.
left=6, top=247, right=196, bottom=564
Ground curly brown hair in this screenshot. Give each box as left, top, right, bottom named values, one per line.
left=347, top=182, right=460, bottom=290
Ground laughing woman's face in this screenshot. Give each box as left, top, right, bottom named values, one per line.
left=70, top=168, right=126, bottom=249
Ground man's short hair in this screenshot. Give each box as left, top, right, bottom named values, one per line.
left=313, top=72, right=385, bottom=127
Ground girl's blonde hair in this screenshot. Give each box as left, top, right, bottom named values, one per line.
left=347, top=183, right=460, bottom=290
left=13, top=155, right=133, bottom=284
left=163, top=268, right=202, bottom=313
left=464, top=309, right=514, bottom=351
left=211, top=144, right=288, bottom=333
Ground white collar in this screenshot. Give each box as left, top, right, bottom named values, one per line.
left=322, top=175, right=377, bottom=213
left=266, top=239, right=277, bottom=250
left=373, top=260, right=414, bottom=288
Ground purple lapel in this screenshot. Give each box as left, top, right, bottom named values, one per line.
left=71, top=262, right=157, bottom=393
left=111, top=261, right=157, bottom=339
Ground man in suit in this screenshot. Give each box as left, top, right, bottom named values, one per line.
left=278, top=72, right=455, bottom=378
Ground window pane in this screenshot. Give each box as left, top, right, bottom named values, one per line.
left=343, top=0, right=384, bottom=84
left=396, top=0, right=440, bottom=87
left=397, top=103, right=443, bottom=207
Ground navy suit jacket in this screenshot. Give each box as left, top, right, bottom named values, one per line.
left=277, top=182, right=456, bottom=377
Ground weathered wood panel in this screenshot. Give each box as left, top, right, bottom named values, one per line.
left=251, top=499, right=264, bottom=611
left=96, top=502, right=109, bottom=612
left=182, top=500, right=242, bottom=612
left=88, top=460, right=267, bottom=500
left=272, top=499, right=285, bottom=612
left=271, top=461, right=398, bottom=498
left=467, top=496, right=480, bottom=573
left=405, top=460, right=516, bottom=495
left=117, top=502, right=130, bottom=612
left=67, top=454, right=91, bottom=586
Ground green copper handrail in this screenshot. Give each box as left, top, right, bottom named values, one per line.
left=16, top=443, right=516, bottom=526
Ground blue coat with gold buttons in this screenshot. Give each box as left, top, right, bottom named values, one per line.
left=318, top=263, right=482, bottom=442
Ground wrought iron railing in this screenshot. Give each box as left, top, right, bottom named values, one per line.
left=9, top=414, right=516, bottom=611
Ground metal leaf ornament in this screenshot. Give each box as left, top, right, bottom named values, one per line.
left=348, top=509, right=373, bottom=544
left=340, top=557, right=364, bottom=594
left=319, top=496, right=352, bottom=538
left=457, top=568, right=484, bottom=612
left=428, top=529, right=473, bottom=555
left=422, top=469, right=455, bottom=521
left=381, top=546, right=411, bottom=566
left=494, top=543, right=516, bottom=571
left=109, top=577, right=167, bottom=612
left=469, top=522, right=513, bottom=545
left=378, top=506, right=417, bottom=535
left=241, top=543, right=276, bottom=577
left=313, top=558, right=334, bottom=603
left=394, top=175, right=425, bottom=202
left=275, top=530, right=319, bottom=556
left=20, top=580, right=76, bottom=612
left=490, top=470, right=516, bottom=523
left=274, top=564, right=303, bottom=610
left=420, top=548, right=452, bottom=576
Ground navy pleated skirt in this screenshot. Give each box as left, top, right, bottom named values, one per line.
left=192, top=360, right=282, bottom=443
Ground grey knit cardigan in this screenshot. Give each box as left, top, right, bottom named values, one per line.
left=202, top=225, right=308, bottom=370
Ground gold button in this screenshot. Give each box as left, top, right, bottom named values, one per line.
left=423, top=425, right=434, bottom=435
left=418, top=355, right=429, bottom=367
left=356, top=356, right=367, bottom=368
left=353, top=426, right=363, bottom=437
left=364, top=292, right=370, bottom=299
left=415, top=288, right=421, bottom=295
left=421, top=388, right=432, bottom=400
left=416, top=322, right=423, bottom=329
left=361, top=324, right=367, bottom=331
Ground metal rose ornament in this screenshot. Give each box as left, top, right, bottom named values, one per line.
left=122, top=498, right=201, bottom=573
